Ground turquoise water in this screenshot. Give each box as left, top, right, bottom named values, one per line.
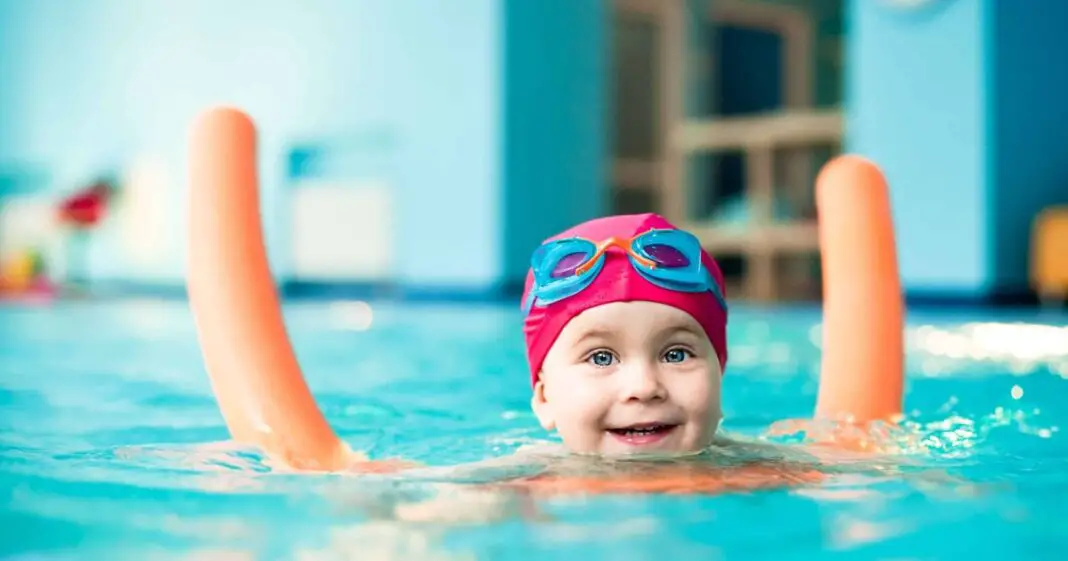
left=2, top=298, right=1067, bottom=560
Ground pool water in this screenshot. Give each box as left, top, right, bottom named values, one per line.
left=2, top=298, right=1067, bottom=560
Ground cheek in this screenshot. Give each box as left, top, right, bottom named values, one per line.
left=669, top=368, right=719, bottom=415
left=551, top=377, right=612, bottom=426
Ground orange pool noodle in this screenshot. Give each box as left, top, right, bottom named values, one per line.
left=186, top=107, right=350, bottom=470
left=814, top=155, right=904, bottom=422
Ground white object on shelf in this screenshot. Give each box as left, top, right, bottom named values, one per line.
left=120, top=155, right=171, bottom=270
left=290, top=180, right=393, bottom=282
left=0, top=194, right=64, bottom=278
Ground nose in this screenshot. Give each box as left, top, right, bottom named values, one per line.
left=619, top=362, right=666, bottom=403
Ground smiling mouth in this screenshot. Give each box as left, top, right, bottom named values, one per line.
left=606, top=423, right=679, bottom=444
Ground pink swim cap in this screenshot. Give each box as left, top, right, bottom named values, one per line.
left=521, top=213, right=728, bottom=385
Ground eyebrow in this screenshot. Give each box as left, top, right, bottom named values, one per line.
left=658, top=324, right=704, bottom=342
left=574, top=328, right=615, bottom=347
left=573, top=324, right=702, bottom=348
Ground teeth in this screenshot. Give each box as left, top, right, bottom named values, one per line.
left=613, top=425, right=666, bottom=435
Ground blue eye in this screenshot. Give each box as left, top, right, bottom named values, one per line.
left=663, top=348, right=692, bottom=363
left=587, top=351, right=616, bottom=367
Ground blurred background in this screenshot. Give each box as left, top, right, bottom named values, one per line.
left=1, top=0, right=1067, bottom=307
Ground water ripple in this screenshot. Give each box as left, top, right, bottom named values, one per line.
left=2, top=301, right=1068, bottom=560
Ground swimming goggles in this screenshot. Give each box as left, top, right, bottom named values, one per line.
left=522, top=228, right=728, bottom=313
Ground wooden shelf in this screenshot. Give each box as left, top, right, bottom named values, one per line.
left=607, top=0, right=835, bottom=302
left=683, top=221, right=819, bottom=255
left=673, top=110, right=843, bottom=152
left=611, top=158, right=658, bottom=191
left=663, top=109, right=840, bottom=302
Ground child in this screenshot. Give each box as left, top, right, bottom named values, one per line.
left=408, top=213, right=863, bottom=485
left=331, top=213, right=827, bottom=522
left=520, top=212, right=729, bottom=458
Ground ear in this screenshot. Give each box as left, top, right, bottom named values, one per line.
left=530, top=377, right=556, bottom=431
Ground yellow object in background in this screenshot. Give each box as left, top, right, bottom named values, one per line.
left=1031, top=206, right=1068, bottom=299
left=0, top=250, right=36, bottom=291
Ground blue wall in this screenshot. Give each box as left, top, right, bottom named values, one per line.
left=23, top=0, right=1066, bottom=299
left=0, top=0, right=607, bottom=291
left=501, top=0, right=607, bottom=285
left=847, top=0, right=1068, bottom=297
left=846, top=0, right=989, bottom=295
left=1, top=0, right=600, bottom=290
left=991, top=1, right=1068, bottom=292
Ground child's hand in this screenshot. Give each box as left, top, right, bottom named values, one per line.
left=767, top=417, right=913, bottom=454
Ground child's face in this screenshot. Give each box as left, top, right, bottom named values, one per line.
left=531, top=300, right=723, bottom=456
